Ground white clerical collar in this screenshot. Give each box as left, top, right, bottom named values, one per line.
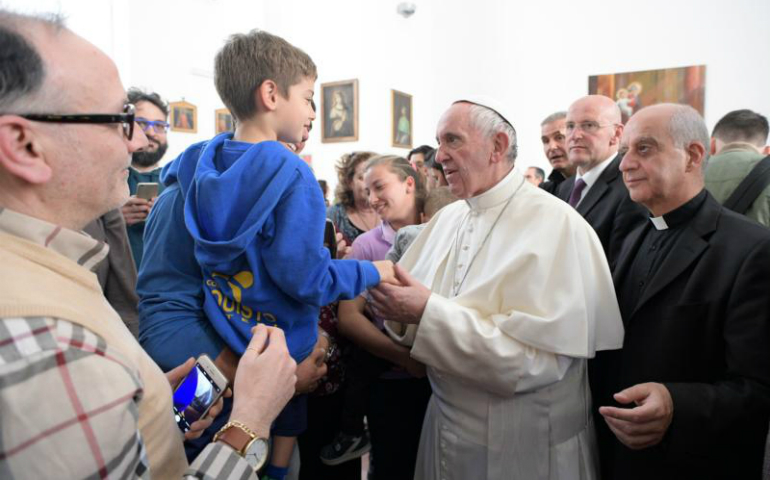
left=575, top=153, right=615, bottom=189
left=650, top=216, right=669, bottom=230
left=464, top=167, right=521, bottom=211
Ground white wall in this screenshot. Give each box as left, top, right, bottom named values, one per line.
left=5, top=0, right=770, bottom=191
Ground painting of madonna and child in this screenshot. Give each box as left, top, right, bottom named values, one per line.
left=589, top=65, right=706, bottom=124
left=321, top=79, right=359, bottom=143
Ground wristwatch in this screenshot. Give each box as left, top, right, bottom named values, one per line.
left=213, top=420, right=269, bottom=471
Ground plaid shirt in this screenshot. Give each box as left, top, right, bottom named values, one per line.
left=0, top=209, right=255, bottom=479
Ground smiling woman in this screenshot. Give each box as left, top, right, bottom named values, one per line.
left=330, top=155, right=431, bottom=480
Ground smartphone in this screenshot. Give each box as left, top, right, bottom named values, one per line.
left=172, top=355, right=228, bottom=433
left=324, top=219, right=337, bottom=259
left=136, top=182, right=159, bottom=200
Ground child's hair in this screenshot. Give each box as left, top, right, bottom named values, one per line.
left=423, top=186, right=458, bottom=219
left=214, top=29, right=317, bottom=122
left=364, top=155, right=427, bottom=214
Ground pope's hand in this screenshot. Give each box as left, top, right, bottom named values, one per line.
left=599, top=382, right=674, bottom=450
left=369, top=264, right=430, bottom=324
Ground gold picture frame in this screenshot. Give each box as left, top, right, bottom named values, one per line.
left=391, top=89, right=413, bottom=149
left=169, top=100, right=197, bottom=133
left=215, top=108, right=234, bottom=134
left=321, top=79, right=359, bottom=143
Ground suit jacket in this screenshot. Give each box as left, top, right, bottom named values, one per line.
left=556, top=154, right=647, bottom=270
left=603, top=192, right=770, bottom=479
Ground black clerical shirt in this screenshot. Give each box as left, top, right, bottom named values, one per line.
left=539, top=169, right=569, bottom=195
left=619, top=189, right=708, bottom=318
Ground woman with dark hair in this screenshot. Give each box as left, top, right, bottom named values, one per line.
left=327, top=151, right=380, bottom=245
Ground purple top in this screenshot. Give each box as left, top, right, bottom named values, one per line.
left=350, top=221, right=396, bottom=266
left=349, top=222, right=412, bottom=379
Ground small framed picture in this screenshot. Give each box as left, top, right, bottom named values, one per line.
left=391, top=90, right=412, bottom=149
left=215, top=108, right=234, bottom=134
left=170, top=100, right=197, bottom=133
left=321, top=79, right=359, bottom=143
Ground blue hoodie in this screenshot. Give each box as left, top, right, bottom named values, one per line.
left=164, top=133, right=380, bottom=361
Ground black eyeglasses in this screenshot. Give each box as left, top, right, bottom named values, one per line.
left=19, top=103, right=136, bottom=140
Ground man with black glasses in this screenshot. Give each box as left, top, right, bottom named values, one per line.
left=0, top=10, right=298, bottom=479
left=121, top=88, right=171, bottom=268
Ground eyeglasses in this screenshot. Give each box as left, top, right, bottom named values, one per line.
left=136, top=117, right=170, bottom=134
left=565, top=120, right=618, bottom=135
left=18, top=103, right=136, bottom=140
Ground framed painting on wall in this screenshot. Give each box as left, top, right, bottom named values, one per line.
left=170, top=100, right=197, bottom=133
left=321, top=79, right=358, bottom=143
left=589, top=65, right=706, bottom=124
left=391, top=89, right=413, bottom=149
left=215, top=108, right=234, bottom=134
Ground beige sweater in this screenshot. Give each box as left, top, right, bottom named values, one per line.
left=0, top=231, right=187, bottom=478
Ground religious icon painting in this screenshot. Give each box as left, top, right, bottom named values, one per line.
left=391, top=89, right=413, bottom=149
left=215, top=108, right=234, bottom=134
left=589, top=65, right=706, bottom=124
left=169, top=100, right=197, bottom=133
left=321, top=79, right=359, bottom=143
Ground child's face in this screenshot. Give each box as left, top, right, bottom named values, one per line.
left=276, top=76, right=316, bottom=145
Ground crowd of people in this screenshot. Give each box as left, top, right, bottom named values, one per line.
left=1, top=9, right=769, bottom=480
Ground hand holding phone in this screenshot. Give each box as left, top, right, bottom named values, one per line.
left=136, top=182, right=159, bottom=200
left=171, top=355, right=229, bottom=434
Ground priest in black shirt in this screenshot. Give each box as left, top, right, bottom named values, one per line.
left=596, top=103, right=770, bottom=479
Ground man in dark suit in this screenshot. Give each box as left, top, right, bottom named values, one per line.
left=538, top=111, right=575, bottom=194
left=556, top=95, right=646, bottom=270
left=598, top=103, right=770, bottom=479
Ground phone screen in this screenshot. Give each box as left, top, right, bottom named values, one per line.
left=172, top=363, right=223, bottom=432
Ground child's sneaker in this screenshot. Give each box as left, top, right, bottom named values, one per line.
left=319, top=430, right=371, bottom=466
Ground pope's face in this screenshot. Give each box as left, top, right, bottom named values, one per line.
left=435, top=103, right=496, bottom=199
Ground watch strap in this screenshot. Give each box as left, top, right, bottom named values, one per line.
left=214, top=420, right=256, bottom=455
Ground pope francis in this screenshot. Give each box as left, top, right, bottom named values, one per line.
left=370, top=97, right=624, bottom=480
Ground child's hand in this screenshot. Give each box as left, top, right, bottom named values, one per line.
left=295, top=343, right=327, bottom=394
left=373, top=260, right=400, bottom=285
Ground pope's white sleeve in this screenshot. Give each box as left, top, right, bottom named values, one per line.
left=411, top=293, right=572, bottom=396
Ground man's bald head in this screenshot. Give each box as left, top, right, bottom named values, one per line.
left=0, top=11, right=65, bottom=113
left=619, top=103, right=708, bottom=216
left=0, top=9, right=148, bottom=230
left=566, top=95, right=623, bottom=174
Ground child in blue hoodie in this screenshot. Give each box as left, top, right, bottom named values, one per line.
left=167, top=30, right=394, bottom=480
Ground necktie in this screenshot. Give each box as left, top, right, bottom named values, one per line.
left=568, top=178, right=587, bottom=208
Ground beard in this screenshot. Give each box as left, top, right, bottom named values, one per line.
left=132, top=141, right=168, bottom=168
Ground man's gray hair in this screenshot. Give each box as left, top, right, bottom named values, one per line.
left=541, top=111, right=567, bottom=126
left=467, top=104, right=518, bottom=164
left=0, top=10, right=64, bottom=113
left=668, top=104, right=710, bottom=163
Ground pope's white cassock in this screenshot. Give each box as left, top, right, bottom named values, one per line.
left=386, top=168, right=624, bottom=480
